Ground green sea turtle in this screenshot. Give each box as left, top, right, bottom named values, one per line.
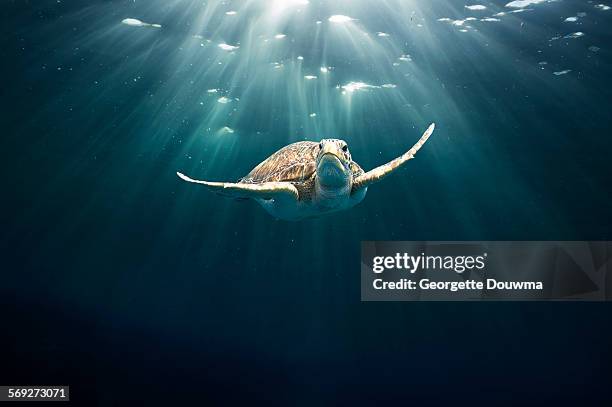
left=177, top=123, right=435, bottom=220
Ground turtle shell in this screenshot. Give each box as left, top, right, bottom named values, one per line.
left=239, top=141, right=365, bottom=185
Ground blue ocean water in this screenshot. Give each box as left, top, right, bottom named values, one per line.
left=2, top=0, right=612, bottom=404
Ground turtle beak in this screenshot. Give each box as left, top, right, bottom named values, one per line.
left=319, top=153, right=344, bottom=173
left=317, top=144, right=349, bottom=188
left=319, top=144, right=344, bottom=168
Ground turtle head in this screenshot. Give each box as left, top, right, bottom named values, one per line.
left=315, top=139, right=353, bottom=196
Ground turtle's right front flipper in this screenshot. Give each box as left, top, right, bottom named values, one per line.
left=177, top=172, right=299, bottom=201
left=351, top=123, right=435, bottom=192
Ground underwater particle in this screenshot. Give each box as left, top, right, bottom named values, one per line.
left=309, top=113, right=317, bottom=117
left=219, top=126, right=234, bottom=134
left=452, top=19, right=466, bottom=26
left=316, top=20, right=322, bottom=24
left=564, top=31, right=585, bottom=39
left=225, top=11, right=237, bottom=15
left=207, top=89, right=218, bottom=93
left=122, top=18, right=144, bottom=26
left=494, top=12, right=507, bottom=16
left=564, top=16, right=578, bottom=22
left=341, top=81, right=379, bottom=93
left=459, top=29, right=469, bottom=32
left=382, top=84, right=397, bottom=88
left=304, top=75, right=317, bottom=80
left=121, top=18, right=161, bottom=28
left=297, top=56, right=304, bottom=60
left=577, top=12, right=587, bottom=17
left=275, top=34, right=286, bottom=39
left=588, top=45, right=601, bottom=52
left=538, top=61, right=548, bottom=65
left=553, top=69, right=571, bottom=76
left=377, top=32, right=390, bottom=37
left=218, top=43, right=239, bottom=51
left=437, top=17, right=452, bottom=22
left=506, top=0, right=545, bottom=8
left=481, top=17, right=501, bottom=22
left=465, top=5, right=487, bottom=10
left=595, top=4, right=611, bottom=11
left=328, top=15, right=354, bottom=23
left=398, top=54, right=412, bottom=62
left=217, top=96, right=231, bottom=104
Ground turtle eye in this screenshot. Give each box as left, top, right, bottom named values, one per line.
left=319, top=142, right=323, bottom=149
left=342, top=144, right=348, bottom=152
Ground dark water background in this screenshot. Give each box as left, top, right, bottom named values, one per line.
left=2, top=0, right=611, bottom=404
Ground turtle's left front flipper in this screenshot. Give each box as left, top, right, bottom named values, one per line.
left=177, top=172, right=299, bottom=201
left=352, top=123, right=435, bottom=192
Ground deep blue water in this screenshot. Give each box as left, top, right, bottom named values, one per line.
left=2, top=0, right=612, bottom=404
